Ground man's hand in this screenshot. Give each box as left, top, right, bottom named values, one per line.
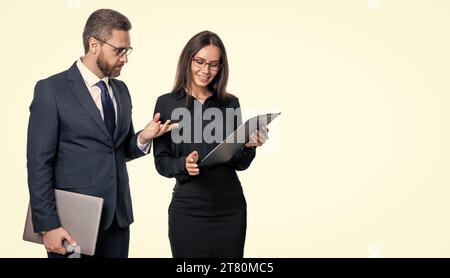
left=185, top=151, right=200, bottom=176
left=42, top=227, right=77, bottom=255
left=245, top=126, right=269, bottom=148
left=139, top=113, right=179, bottom=145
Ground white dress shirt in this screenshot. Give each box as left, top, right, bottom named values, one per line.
left=76, top=58, right=150, bottom=153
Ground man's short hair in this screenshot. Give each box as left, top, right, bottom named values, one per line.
left=82, top=9, right=132, bottom=54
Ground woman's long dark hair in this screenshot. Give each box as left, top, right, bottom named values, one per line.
left=173, top=31, right=231, bottom=105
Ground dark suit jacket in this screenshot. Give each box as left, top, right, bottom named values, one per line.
left=27, top=62, right=146, bottom=233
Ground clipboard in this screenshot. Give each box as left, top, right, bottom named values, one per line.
left=199, top=112, right=281, bottom=167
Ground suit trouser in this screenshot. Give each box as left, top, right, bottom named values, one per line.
left=47, top=217, right=130, bottom=258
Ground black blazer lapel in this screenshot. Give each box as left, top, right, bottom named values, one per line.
left=66, top=63, right=112, bottom=142
left=110, top=80, right=124, bottom=143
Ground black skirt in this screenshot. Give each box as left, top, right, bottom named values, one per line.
left=168, top=165, right=247, bottom=258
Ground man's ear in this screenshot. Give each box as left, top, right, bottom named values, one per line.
left=88, top=37, right=99, bottom=55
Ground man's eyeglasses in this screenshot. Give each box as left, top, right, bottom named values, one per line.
left=192, top=57, right=222, bottom=72
left=93, top=37, right=133, bottom=57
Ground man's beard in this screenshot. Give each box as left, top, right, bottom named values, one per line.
left=97, top=54, right=120, bottom=78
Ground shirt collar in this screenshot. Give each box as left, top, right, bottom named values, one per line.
left=175, top=88, right=217, bottom=103
left=76, top=58, right=110, bottom=88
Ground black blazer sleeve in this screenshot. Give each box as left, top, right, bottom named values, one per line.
left=120, top=82, right=148, bottom=161
left=152, top=96, right=190, bottom=183
left=27, top=80, right=61, bottom=233
left=228, top=98, right=256, bottom=171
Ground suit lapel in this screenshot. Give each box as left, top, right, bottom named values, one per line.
left=110, top=80, right=124, bottom=143
left=66, top=63, right=112, bottom=141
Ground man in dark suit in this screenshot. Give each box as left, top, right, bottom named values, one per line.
left=26, top=9, right=176, bottom=258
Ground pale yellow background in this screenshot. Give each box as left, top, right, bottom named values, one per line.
left=1, top=0, right=449, bottom=257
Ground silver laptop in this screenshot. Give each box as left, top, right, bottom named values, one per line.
left=23, top=189, right=104, bottom=256
left=199, top=112, right=281, bottom=167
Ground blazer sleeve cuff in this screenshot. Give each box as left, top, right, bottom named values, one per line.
left=33, top=216, right=61, bottom=234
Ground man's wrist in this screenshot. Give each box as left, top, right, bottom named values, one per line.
left=138, top=134, right=150, bottom=145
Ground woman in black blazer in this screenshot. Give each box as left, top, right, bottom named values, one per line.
left=153, top=31, right=268, bottom=258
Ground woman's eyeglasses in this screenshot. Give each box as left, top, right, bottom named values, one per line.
left=192, top=57, right=222, bottom=72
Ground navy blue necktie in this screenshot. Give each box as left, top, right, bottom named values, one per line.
left=96, top=80, right=115, bottom=138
